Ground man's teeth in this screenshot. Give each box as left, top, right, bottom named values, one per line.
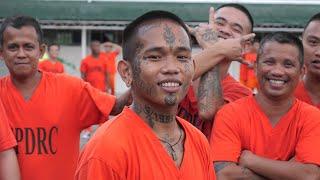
left=269, top=79, right=285, bottom=85
left=161, top=82, right=180, bottom=87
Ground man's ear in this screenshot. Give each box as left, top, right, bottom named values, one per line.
left=117, top=60, right=133, bottom=87
left=39, top=43, right=46, bottom=59
left=300, top=64, right=306, bottom=80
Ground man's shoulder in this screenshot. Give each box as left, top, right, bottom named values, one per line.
left=222, top=75, right=252, bottom=102
left=81, top=113, right=133, bottom=159
left=43, top=72, right=84, bottom=89
left=219, top=95, right=253, bottom=113
left=296, top=99, right=320, bottom=119
left=178, top=117, right=209, bottom=144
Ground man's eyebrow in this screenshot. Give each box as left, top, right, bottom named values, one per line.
left=215, top=17, right=227, bottom=22
left=307, top=35, right=320, bottom=41
left=174, top=46, right=191, bottom=52
left=232, top=23, right=244, bottom=32
left=144, top=47, right=166, bottom=53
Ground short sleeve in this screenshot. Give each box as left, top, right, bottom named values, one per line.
left=80, top=60, right=87, bottom=73
left=295, top=110, right=320, bottom=166
left=0, top=101, right=16, bottom=152
left=210, top=106, right=242, bottom=163
left=78, top=82, right=116, bottom=130
left=75, top=158, right=125, bottom=180
left=60, top=63, right=64, bottom=73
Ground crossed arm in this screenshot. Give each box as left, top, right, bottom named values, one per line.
left=215, top=152, right=320, bottom=180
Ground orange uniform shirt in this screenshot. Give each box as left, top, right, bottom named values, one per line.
left=80, top=54, right=108, bottom=91
left=240, top=53, right=257, bottom=90
left=178, top=74, right=252, bottom=139
left=0, top=71, right=116, bottom=180
left=294, top=81, right=320, bottom=109
left=0, top=100, right=16, bottom=152
left=101, top=51, right=119, bottom=74
left=211, top=96, right=320, bottom=166
left=76, top=108, right=215, bottom=180
left=39, top=59, right=64, bottom=73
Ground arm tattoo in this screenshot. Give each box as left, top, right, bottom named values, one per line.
left=197, top=65, right=223, bottom=115
left=214, top=162, right=233, bottom=173
left=201, top=29, right=218, bottom=44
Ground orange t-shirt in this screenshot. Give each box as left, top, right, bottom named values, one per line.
left=39, top=59, right=64, bottom=73
left=0, top=71, right=116, bottom=180
left=76, top=108, right=215, bottom=180
left=240, top=53, right=257, bottom=89
left=80, top=54, right=108, bottom=91
left=178, top=74, right=252, bottom=139
left=294, top=81, right=320, bottom=109
left=0, top=100, right=16, bottom=152
left=210, top=96, right=320, bottom=166
left=101, top=51, right=119, bottom=74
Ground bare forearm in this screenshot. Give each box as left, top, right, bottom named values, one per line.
left=246, top=155, right=320, bottom=180
left=197, top=65, right=223, bottom=122
left=193, top=47, right=225, bottom=80
left=215, top=162, right=267, bottom=180
left=110, top=89, right=131, bottom=115
left=0, top=149, right=20, bottom=180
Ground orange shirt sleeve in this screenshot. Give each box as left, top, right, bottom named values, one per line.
left=60, top=62, right=64, bottom=73
left=0, top=101, right=16, bottom=152
left=80, top=59, right=87, bottom=73
left=295, top=109, right=320, bottom=166
left=210, top=106, right=242, bottom=163
left=76, top=158, right=125, bottom=180
left=78, top=82, right=116, bottom=130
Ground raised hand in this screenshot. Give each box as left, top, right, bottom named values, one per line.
left=188, top=7, right=218, bottom=49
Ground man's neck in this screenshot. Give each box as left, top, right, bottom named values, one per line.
left=304, top=72, right=320, bottom=97
left=255, top=92, right=294, bottom=126
left=11, top=71, right=42, bottom=100
left=92, top=53, right=100, bottom=58
left=132, top=100, right=179, bottom=136
left=49, top=58, right=58, bottom=62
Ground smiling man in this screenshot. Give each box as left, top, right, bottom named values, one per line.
left=76, top=11, right=215, bottom=180
left=0, top=15, right=130, bottom=180
left=295, top=13, right=320, bottom=109
left=210, top=32, right=320, bottom=179
left=177, top=4, right=254, bottom=139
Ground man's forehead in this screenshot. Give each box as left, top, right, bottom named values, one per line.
left=136, top=19, right=189, bottom=46
left=3, top=26, right=38, bottom=43
left=304, top=20, right=320, bottom=37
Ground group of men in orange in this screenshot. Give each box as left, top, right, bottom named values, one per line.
left=0, top=2, right=320, bottom=180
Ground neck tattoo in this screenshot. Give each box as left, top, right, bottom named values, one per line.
left=158, top=128, right=182, bottom=161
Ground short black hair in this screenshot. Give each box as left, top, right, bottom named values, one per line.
left=48, top=43, right=60, bottom=51
left=216, top=3, right=254, bottom=32
left=122, top=10, right=191, bottom=62
left=304, top=12, right=320, bottom=31
left=257, top=32, right=304, bottom=67
left=0, top=15, right=43, bottom=46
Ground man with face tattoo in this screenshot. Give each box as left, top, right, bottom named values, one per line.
left=76, top=11, right=215, bottom=180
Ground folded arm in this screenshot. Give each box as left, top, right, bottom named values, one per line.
left=240, top=151, right=320, bottom=180
left=214, top=161, right=267, bottom=180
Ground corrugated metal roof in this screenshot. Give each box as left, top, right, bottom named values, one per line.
left=0, top=1, right=318, bottom=31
